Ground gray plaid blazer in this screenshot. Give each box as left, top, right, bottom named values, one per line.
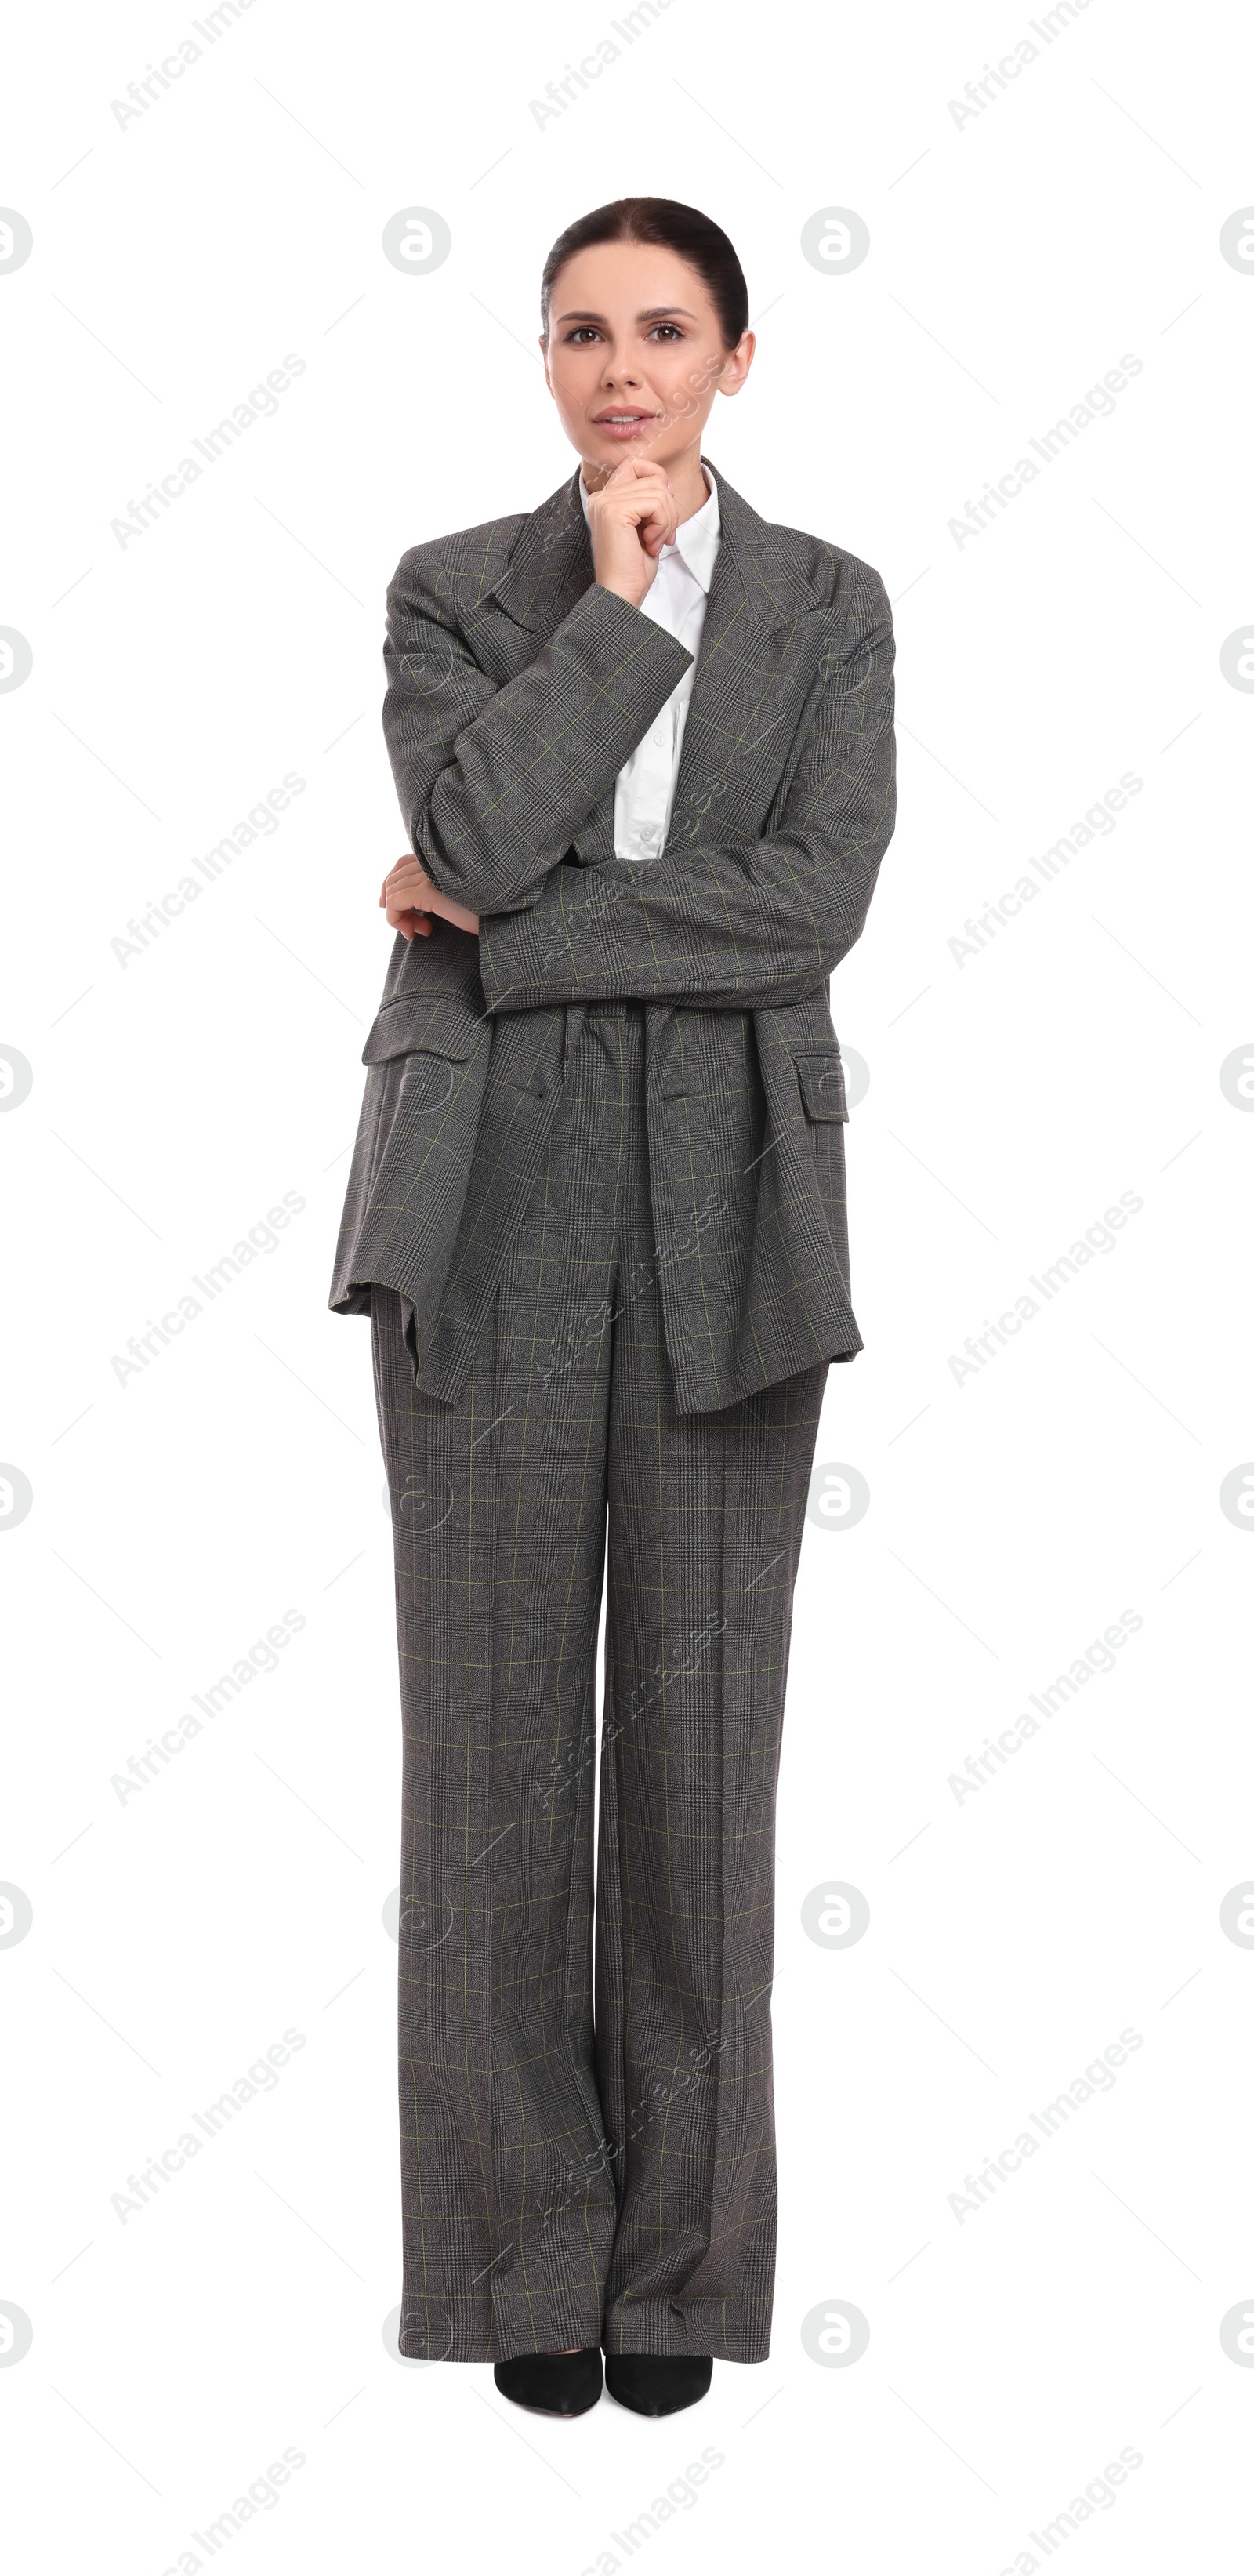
left=328, top=453, right=896, bottom=1414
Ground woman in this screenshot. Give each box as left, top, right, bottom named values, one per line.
left=329, top=196, right=895, bottom=2421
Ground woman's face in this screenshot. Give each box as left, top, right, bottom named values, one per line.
left=542, top=240, right=753, bottom=476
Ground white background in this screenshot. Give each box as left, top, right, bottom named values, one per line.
left=2, top=1, right=1252, bottom=2568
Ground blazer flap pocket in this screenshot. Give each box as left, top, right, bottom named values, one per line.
left=362, top=990, right=488, bottom=1066
left=795, top=1051, right=848, bottom=1120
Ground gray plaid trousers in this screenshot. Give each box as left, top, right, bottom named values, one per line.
left=370, top=1002, right=827, bottom=2364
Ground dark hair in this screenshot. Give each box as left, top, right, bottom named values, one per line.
left=540, top=196, right=748, bottom=352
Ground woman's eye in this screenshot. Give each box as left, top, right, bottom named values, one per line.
left=564, top=323, right=683, bottom=344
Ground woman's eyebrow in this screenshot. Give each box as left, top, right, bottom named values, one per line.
left=553, top=306, right=700, bottom=325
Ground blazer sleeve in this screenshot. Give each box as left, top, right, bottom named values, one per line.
left=382, top=544, right=693, bottom=912
left=477, top=567, right=895, bottom=1014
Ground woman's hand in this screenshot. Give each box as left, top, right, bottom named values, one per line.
left=379, top=854, right=479, bottom=940
left=585, top=459, right=677, bottom=609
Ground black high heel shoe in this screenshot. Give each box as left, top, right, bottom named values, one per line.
left=603, top=2354, right=713, bottom=2416
left=494, top=2348, right=603, bottom=2416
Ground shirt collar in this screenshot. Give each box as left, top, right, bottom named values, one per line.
left=578, top=461, right=720, bottom=593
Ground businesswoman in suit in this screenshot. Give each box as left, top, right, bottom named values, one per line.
left=330, top=197, right=895, bottom=2421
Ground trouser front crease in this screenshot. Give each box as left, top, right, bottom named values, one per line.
left=370, top=1004, right=827, bottom=2364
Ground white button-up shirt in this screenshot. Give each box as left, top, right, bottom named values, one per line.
left=579, top=462, right=721, bottom=864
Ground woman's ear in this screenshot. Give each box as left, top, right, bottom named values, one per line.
left=718, top=331, right=756, bottom=397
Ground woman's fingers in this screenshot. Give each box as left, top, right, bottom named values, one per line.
left=585, top=459, right=683, bottom=605
left=379, top=854, right=465, bottom=938
left=392, top=907, right=434, bottom=942
left=629, top=468, right=677, bottom=557
left=595, top=459, right=676, bottom=547
left=646, top=508, right=676, bottom=556
left=382, top=856, right=434, bottom=916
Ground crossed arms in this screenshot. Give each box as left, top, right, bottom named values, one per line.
left=382, top=542, right=896, bottom=1013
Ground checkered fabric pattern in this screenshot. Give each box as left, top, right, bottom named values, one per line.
left=371, top=1004, right=828, bottom=2365
left=329, top=452, right=895, bottom=1417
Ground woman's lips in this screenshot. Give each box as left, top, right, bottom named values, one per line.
left=592, top=412, right=660, bottom=439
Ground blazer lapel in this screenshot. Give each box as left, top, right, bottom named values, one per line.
left=663, top=463, right=822, bottom=859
